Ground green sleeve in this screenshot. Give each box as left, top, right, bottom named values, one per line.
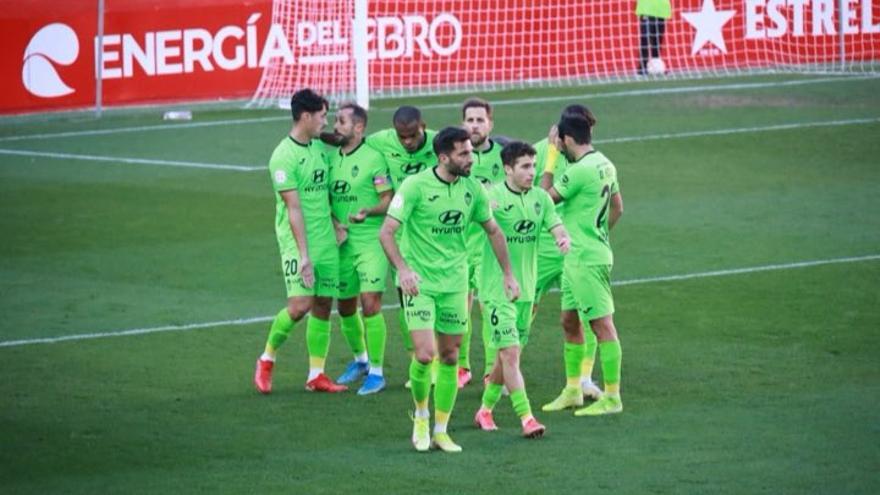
left=372, top=153, right=392, bottom=194
left=387, top=179, right=417, bottom=223
left=542, top=190, right=562, bottom=231
left=471, top=182, right=492, bottom=224
left=269, top=150, right=299, bottom=193
left=554, top=165, right=585, bottom=200
left=610, top=164, right=620, bottom=195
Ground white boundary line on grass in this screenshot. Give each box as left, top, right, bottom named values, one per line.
left=0, top=75, right=875, bottom=143
left=0, top=148, right=261, bottom=172
left=1, top=253, right=877, bottom=348
left=2, top=117, right=877, bottom=173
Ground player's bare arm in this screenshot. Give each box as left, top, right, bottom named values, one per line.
left=609, top=192, right=623, bottom=229
left=379, top=216, right=420, bottom=295
left=350, top=190, right=392, bottom=224
left=550, top=224, right=571, bottom=254
left=280, top=189, right=314, bottom=288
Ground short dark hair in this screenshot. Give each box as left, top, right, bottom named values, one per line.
left=290, top=89, right=328, bottom=121
left=433, top=126, right=470, bottom=157
left=338, top=102, right=368, bottom=127
left=557, top=115, right=592, bottom=145
left=461, top=97, right=492, bottom=120
left=392, top=106, right=422, bottom=127
left=501, top=141, right=536, bottom=167
left=561, top=104, right=597, bottom=127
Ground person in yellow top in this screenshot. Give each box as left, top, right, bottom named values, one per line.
left=636, top=0, right=672, bottom=75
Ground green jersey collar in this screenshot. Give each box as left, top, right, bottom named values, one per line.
left=288, top=136, right=310, bottom=148
left=475, top=138, right=495, bottom=154
left=432, top=166, right=459, bottom=185
left=504, top=181, right=528, bottom=196
left=340, top=138, right=365, bottom=157
left=568, top=149, right=597, bottom=164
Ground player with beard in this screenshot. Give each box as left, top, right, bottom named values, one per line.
left=380, top=127, right=520, bottom=453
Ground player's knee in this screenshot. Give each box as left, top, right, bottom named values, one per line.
left=360, top=293, right=382, bottom=316
left=499, top=347, right=520, bottom=368
left=437, top=347, right=458, bottom=365
left=287, top=299, right=310, bottom=320
left=414, top=348, right=434, bottom=364
left=311, top=297, right=333, bottom=319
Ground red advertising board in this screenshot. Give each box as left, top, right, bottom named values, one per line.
left=2, top=0, right=878, bottom=114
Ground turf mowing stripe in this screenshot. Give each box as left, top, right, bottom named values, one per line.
left=596, top=117, right=880, bottom=144
left=412, top=75, right=880, bottom=110
left=2, top=117, right=877, bottom=173
left=1, top=75, right=875, bottom=143
left=1, top=253, right=877, bottom=348
left=0, top=148, right=262, bottom=172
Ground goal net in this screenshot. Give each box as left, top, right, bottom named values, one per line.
left=249, top=0, right=880, bottom=107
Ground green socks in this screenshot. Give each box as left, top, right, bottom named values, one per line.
left=364, top=313, right=387, bottom=369
left=510, top=389, right=532, bottom=419
left=409, top=359, right=431, bottom=404
left=582, top=330, right=598, bottom=377
left=306, top=316, right=331, bottom=366
left=481, top=382, right=504, bottom=410
left=458, top=317, right=472, bottom=370
left=599, top=340, right=622, bottom=395
left=340, top=313, right=366, bottom=357
left=564, top=341, right=585, bottom=387
left=265, top=308, right=295, bottom=353
left=434, top=362, right=459, bottom=415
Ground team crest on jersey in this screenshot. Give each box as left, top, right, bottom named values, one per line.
left=274, top=170, right=287, bottom=184
left=464, top=191, right=472, bottom=206
left=351, top=165, right=360, bottom=178
left=534, top=201, right=541, bottom=215
left=492, top=163, right=500, bottom=177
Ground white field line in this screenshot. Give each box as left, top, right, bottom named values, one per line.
left=1, top=253, right=877, bottom=348
left=414, top=74, right=880, bottom=110
left=1, top=75, right=876, bottom=143
left=2, top=116, right=877, bottom=173
left=595, top=117, right=880, bottom=145
left=0, top=148, right=261, bottom=172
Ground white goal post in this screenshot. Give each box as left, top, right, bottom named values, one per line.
left=249, top=0, right=880, bottom=109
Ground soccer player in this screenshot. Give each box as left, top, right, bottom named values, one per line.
left=533, top=105, right=604, bottom=400
left=460, top=97, right=506, bottom=388
left=473, top=141, right=570, bottom=438
left=367, top=107, right=438, bottom=366
left=254, top=88, right=346, bottom=394
left=326, top=103, right=393, bottom=395
left=541, top=113, right=625, bottom=416
left=379, top=127, right=520, bottom=453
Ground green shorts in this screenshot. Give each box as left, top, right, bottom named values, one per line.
left=560, top=263, right=614, bottom=321
left=483, top=300, right=533, bottom=349
left=402, top=290, right=468, bottom=335
left=279, top=241, right=338, bottom=298
left=535, top=249, right=563, bottom=300
left=337, top=241, right=389, bottom=299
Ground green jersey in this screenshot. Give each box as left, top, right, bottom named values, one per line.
left=387, top=167, right=491, bottom=293
left=366, top=128, right=438, bottom=190
left=471, top=139, right=505, bottom=186
left=268, top=136, right=335, bottom=254
left=328, top=139, right=392, bottom=248
left=466, top=139, right=506, bottom=261
left=534, top=138, right=570, bottom=259
left=480, top=183, right=560, bottom=303
left=553, top=150, right=619, bottom=265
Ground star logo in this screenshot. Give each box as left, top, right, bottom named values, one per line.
left=681, top=0, right=736, bottom=55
